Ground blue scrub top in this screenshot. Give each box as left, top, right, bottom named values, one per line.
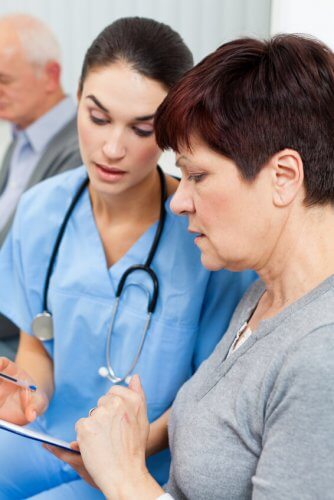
left=0, top=166, right=256, bottom=485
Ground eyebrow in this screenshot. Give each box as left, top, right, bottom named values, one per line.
left=86, top=95, right=109, bottom=113
left=86, top=95, right=155, bottom=122
left=134, top=113, right=155, bottom=121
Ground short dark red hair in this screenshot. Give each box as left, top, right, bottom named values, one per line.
left=155, top=35, right=334, bottom=206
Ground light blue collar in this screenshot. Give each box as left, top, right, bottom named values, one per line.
left=12, top=96, right=77, bottom=153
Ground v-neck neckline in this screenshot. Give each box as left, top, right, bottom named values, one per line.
left=228, top=275, right=334, bottom=355
left=198, top=274, right=334, bottom=397
left=80, top=188, right=171, bottom=290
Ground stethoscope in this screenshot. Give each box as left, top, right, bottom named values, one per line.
left=32, top=166, right=167, bottom=384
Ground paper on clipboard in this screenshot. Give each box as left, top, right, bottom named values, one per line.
left=0, top=419, right=80, bottom=453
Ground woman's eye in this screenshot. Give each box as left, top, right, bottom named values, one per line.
left=133, top=126, right=154, bottom=138
left=90, top=114, right=109, bottom=125
left=188, top=173, right=205, bottom=183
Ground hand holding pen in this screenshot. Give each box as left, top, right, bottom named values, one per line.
left=0, top=357, right=48, bottom=426
left=0, top=372, right=37, bottom=392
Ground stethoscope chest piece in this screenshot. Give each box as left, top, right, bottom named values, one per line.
left=32, top=312, right=54, bottom=341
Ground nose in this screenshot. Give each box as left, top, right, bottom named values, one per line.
left=102, top=127, right=126, bottom=160
left=170, top=178, right=195, bottom=216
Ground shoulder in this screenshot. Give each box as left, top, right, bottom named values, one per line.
left=266, top=323, right=334, bottom=415
left=40, top=116, right=81, bottom=171
left=5, top=167, right=87, bottom=278
left=50, top=115, right=78, bottom=147
left=15, top=166, right=87, bottom=228
left=283, top=324, right=334, bottom=375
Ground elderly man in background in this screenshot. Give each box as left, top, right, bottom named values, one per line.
left=0, top=14, right=81, bottom=358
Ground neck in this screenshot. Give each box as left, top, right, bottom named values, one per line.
left=44, top=88, right=66, bottom=114
left=19, top=89, right=66, bottom=130
left=256, top=204, right=334, bottom=313
left=89, top=169, right=162, bottom=226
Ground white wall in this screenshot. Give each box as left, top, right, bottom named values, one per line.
left=271, top=0, right=334, bottom=49
left=0, top=0, right=271, bottom=96
left=0, top=0, right=271, bottom=174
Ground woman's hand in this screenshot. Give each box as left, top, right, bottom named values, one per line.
left=0, top=357, right=48, bottom=425
left=75, top=375, right=163, bottom=499
left=43, top=442, right=99, bottom=489
left=45, top=403, right=171, bottom=492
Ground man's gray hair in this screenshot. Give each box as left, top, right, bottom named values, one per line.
left=1, top=13, right=61, bottom=66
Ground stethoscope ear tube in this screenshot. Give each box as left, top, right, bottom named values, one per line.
left=116, top=265, right=159, bottom=313
left=41, top=177, right=90, bottom=315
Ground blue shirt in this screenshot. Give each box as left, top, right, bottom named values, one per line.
left=0, top=166, right=255, bottom=485
left=0, top=96, right=76, bottom=232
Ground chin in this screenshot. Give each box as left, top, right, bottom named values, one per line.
left=200, top=254, right=226, bottom=271
left=200, top=252, right=247, bottom=272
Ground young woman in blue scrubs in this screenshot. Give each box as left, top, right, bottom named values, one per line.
left=0, top=17, right=254, bottom=499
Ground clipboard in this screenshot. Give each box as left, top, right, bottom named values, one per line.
left=0, top=419, right=80, bottom=453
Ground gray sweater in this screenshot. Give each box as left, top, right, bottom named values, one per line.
left=166, top=276, right=334, bottom=499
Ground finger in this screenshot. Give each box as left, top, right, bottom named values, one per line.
left=103, top=395, right=124, bottom=414
left=128, top=375, right=149, bottom=430
left=70, top=440, right=80, bottom=451
left=129, top=374, right=144, bottom=398
left=107, top=384, right=133, bottom=397
left=24, top=388, right=47, bottom=422
left=43, top=443, right=65, bottom=459
left=96, top=393, right=127, bottom=416
left=49, top=441, right=97, bottom=488
left=0, top=357, right=15, bottom=376
left=129, top=374, right=147, bottom=411
left=19, top=389, right=37, bottom=422
left=25, top=405, right=37, bottom=422
left=75, top=417, right=87, bottom=434
left=97, top=393, right=112, bottom=408
left=107, top=391, right=140, bottom=424
left=44, top=444, right=82, bottom=464
left=0, top=357, right=10, bottom=369
left=106, top=392, right=142, bottom=428
left=108, top=383, right=143, bottom=412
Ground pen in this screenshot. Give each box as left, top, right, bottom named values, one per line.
left=0, top=372, right=37, bottom=392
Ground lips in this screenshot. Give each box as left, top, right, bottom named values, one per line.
left=94, top=162, right=127, bottom=182
left=95, top=163, right=125, bottom=174
left=188, top=227, right=204, bottom=237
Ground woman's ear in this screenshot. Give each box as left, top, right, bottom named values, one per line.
left=270, top=149, right=304, bottom=207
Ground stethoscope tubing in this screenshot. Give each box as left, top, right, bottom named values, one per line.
left=42, top=167, right=166, bottom=314
left=33, top=166, right=168, bottom=384
left=41, top=177, right=89, bottom=313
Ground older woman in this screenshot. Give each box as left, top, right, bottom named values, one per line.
left=52, top=34, right=334, bottom=498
